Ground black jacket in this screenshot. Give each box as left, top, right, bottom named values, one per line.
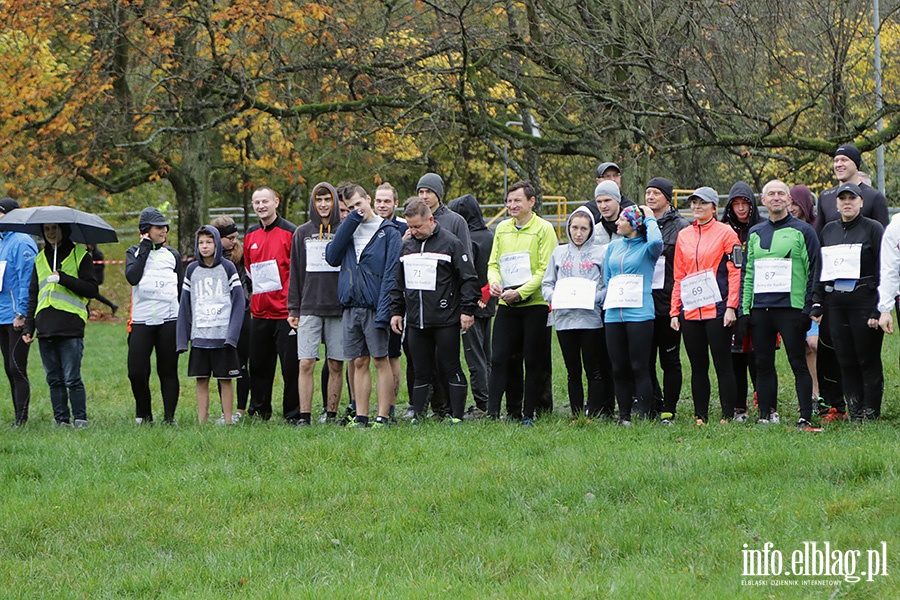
left=817, top=182, right=889, bottom=235
left=390, top=222, right=480, bottom=329
left=652, top=205, right=690, bottom=317
left=812, top=214, right=884, bottom=317
left=448, top=194, right=497, bottom=318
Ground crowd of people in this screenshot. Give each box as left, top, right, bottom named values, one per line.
left=1, top=143, right=898, bottom=429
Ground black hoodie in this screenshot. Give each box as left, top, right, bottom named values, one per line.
left=722, top=182, right=761, bottom=248
left=448, top=194, right=497, bottom=318
left=287, top=182, right=343, bottom=317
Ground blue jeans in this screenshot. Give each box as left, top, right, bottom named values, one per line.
left=38, top=337, right=86, bottom=422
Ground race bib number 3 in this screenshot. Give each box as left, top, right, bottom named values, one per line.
left=306, top=239, right=339, bottom=273
left=499, top=252, right=532, bottom=288
left=403, top=256, right=438, bottom=291
left=552, top=277, right=596, bottom=310
left=680, top=270, right=722, bottom=311
left=819, top=244, right=861, bottom=282
left=603, top=274, right=644, bottom=309
left=753, top=258, right=792, bottom=294
left=251, top=259, right=283, bottom=294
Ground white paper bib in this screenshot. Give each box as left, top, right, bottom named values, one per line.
left=137, top=269, right=178, bottom=302
left=604, top=274, right=644, bottom=309
left=680, top=270, right=722, bottom=311
left=499, top=252, right=532, bottom=288
left=403, top=256, right=438, bottom=291
left=651, top=256, right=666, bottom=290
left=552, top=277, right=596, bottom=310
left=753, top=258, right=792, bottom=294
left=251, top=259, right=283, bottom=294
left=819, top=244, right=861, bottom=281
left=305, top=239, right=339, bottom=273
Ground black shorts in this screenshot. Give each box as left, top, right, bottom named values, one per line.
left=188, top=346, right=242, bottom=379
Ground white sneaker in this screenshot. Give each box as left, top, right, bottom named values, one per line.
left=770, top=412, right=780, bottom=424
left=733, top=412, right=749, bottom=423
left=73, top=419, right=89, bottom=429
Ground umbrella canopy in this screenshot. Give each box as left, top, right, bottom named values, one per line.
left=0, top=206, right=118, bottom=244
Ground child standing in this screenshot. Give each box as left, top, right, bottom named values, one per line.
left=176, top=226, right=244, bottom=424
left=542, top=207, right=609, bottom=418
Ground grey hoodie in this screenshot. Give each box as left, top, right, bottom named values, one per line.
left=542, top=206, right=606, bottom=330
left=176, top=225, right=245, bottom=351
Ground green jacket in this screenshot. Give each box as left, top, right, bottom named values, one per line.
left=488, top=214, right=557, bottom=308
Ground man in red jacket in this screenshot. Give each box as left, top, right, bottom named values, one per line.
left=244, top=186, right=300, bottom=423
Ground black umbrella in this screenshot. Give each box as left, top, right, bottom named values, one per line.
left=0, top=206, right=119, bottom=270
left=0, top=206, right=118, bottom=244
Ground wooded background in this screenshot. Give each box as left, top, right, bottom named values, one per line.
left=2, top=0, right=899, bottom=253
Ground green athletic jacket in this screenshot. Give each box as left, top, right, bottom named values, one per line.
left=741, top=214, right=820, bottom=315
left=487, top=213, right=557, bottom=308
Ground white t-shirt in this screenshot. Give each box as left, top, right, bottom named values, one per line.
left=353, top=216, right=383, bottom=262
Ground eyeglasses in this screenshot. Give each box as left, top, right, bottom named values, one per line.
left=224, top=234, right=238, bottom=242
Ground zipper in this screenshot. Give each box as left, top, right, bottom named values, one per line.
left=418, top=237, right=425, bottom=329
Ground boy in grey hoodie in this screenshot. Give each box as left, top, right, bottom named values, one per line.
left=176, top=226, right=245, bottom=424
left=542, top=207, right=611, bottom=417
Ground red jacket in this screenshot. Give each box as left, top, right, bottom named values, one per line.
left=244, top=216, right=296, bottom=319
left=670, top=219, right=740, bottom=321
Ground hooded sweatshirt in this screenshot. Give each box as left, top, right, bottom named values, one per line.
left=24, top=225, right=99, bottom=339
left=789, top=185, right=818, bottom=230
left=176, top=226, right=244, bottom=351
left=287, top=182, right=342, bottom=318
left=542, top=206, right=606, bottom=330
left=448, top=194, right=497, bottom=318
left=722, top=182, right=761, bottom=249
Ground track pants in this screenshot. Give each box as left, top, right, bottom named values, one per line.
left=488, top=305, right=552, bottom=420
left=408, top=325, right=467, bottom=420
left=249, top=317, right=300, bottom=421
left=127, top=321, right=179, bottom=421
left=681, top=318, right=737, bottom=420
left=650, top=315, right=682, bottom=415
left=556, top=328, right=613, bottom=416
left=751, top=308, right=812, bottom=421
left=0, top=324, right=30, bottom=422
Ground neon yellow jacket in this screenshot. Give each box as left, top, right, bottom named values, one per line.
left=487, top=214, right=557, bottom=307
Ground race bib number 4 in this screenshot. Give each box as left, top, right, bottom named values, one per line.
left=603, top=274, right=644, bottom=309
left=753, top=258, right=792, bottom=294
left=499, top=252, right=532, bottom=288
left=680, top=270, right=722, bottom=311
left=819, top=244, right=861, bottom=282
left=552, top=277, right=596, bottom=310
left=251, top=259, right=283, bottom=294
left=403, top=256, right=438, bottom=291
left=306, top=239, right=339, bottom=273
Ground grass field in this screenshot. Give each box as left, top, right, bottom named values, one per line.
left=1, top=316, right=898, bottom=599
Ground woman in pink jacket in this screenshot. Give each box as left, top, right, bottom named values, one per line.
left=670, top=187, right=742, bottom=424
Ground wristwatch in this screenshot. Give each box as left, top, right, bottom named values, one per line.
left=14, top=313, right=24, bottom=320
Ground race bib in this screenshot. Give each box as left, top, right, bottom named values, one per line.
left=305, top=239, right=339, bottom=273
left=819, top=244, right=861, bottom=282
left=753, top=258, right=792, bottom=294
left=680, top=270, right=722, bottom=311
left=195, top=298, right=230, bottom=329
left=251, top=259, right=283, bottom=294
left=552, top=277, right=596, bottom=310
left=651, top=256, right=666, bottom=290
left=499, top=252, right=532, bottom=288
left=403, top=256, right=438, bottom=291
left=603, top=274, right=644, bottom=309
left=137, top=269, right=178, bottom=302
left=0, top=260, right=6, bottom=291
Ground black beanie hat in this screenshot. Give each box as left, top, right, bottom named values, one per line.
left=834, top=144, right=862, bottom=169
left=646, top=177, right=674, bottom=204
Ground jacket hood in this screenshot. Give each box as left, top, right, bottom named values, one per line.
left=723, top=182, right=761, bottom=227
left=194, top=224, right=223, bottom=266
left=308, top=182, right=341, bottom=230
left=448, top=194, right=487, bottom=231
left=566, top=206, right=596, bottom=246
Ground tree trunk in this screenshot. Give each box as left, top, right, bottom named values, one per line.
left=168, top=132, right=210, bottom=256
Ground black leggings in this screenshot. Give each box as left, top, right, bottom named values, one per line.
left=407, top=325, right=467, bottom=420
left=751, top=308, right=812, bottom=420
left=829, top=307, right=884, bottom=419
left=605, top=320, right=655, bottom=420
left=127, top=321, right=179, bottom=421
left=650, top=315, right=682, bottom=415
left=556, top=328, right=612, bottom=416
left=816, top=313, right=845, bottom=412
left=731, top=351, right=755, bottom=412
left=681, top=318, right=737, bottom=420
left=0, top=324, right=31, bottom=421
left=488, top=305, right=552, bottom=420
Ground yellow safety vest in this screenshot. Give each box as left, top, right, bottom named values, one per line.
left=35, top=245, right=89, bottom=322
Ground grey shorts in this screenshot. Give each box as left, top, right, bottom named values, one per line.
left=296, top=314, right=345, bottom=361
left=343, top=307, right=389, bottom=359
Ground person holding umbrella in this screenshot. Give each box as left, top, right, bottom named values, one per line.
left=22, top=223, right=98, bottom=427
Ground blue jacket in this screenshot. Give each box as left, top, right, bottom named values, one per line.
left=0, top=231, right=38, bottom=324
left=602, top=217, right=663, bottom=323
left=325, top=211, right=401, bottom=328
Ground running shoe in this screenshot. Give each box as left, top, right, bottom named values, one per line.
left=371, top=416, right=390, bottom=429
left=615, top=418, right=632, bottom=427
left=822, top=408, right=848, bottom=422
left=733, top=411, right=749, bottom=423
left=521, top=418, right=534, bottom=426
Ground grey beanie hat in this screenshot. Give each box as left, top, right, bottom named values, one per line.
left=687, top=186, right=720, bottom=207
left=416, top=173, right=444, bottom=201
left=139, top=207, right=170, bottom=233
left=594, top=180, right=621, bottom=204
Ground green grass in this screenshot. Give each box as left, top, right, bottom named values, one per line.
left=1, top=320, right=899, bottom=598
